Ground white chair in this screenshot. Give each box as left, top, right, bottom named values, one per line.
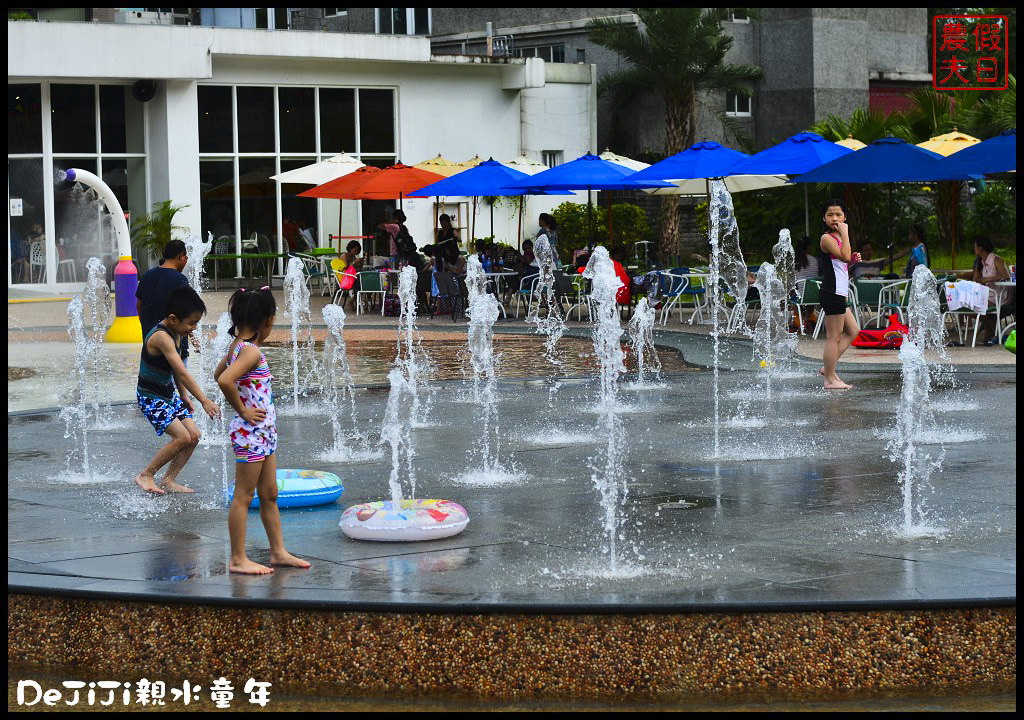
left=513, top=275, right=540, bottom=319
left=29, top=241, right=46, bottom=283
left=56, top=240, right=78, bottom=282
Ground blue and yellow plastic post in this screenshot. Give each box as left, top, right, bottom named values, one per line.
left=61, top=168, right=143, bottom=343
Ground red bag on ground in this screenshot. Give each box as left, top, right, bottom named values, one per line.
left=851, top=314, right=907, bottom=349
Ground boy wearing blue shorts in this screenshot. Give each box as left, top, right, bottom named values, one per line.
left=134, top=285, right=220, bottom=495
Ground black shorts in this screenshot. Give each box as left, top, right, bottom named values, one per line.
left=819, top=290, right=848, bottom=316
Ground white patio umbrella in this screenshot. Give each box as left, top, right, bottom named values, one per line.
left=270, top=152, right=365, bottom=185
left=270, top=152, right=365, bottom=252
left=598, top=149, right=652, bottom=244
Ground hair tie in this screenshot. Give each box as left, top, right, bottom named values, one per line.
left=259, top=286, right=270, bottom=291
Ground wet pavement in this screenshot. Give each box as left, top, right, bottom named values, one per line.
left=6, top=335, right=1016, bottom=610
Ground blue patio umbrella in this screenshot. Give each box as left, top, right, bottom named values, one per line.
left=725, top=132, right=853, bottom=235
left=502, top=152, right=674, bottom=248
left=629, top=141, right=751, bottom=187
left=932, top=128, right=1016, bottom=179
left=409, top=158, right=570, bottom=247
left=791, top=136, right=956, bottom=259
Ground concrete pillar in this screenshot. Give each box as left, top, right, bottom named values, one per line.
left=146, top=80, right=202, bottom=240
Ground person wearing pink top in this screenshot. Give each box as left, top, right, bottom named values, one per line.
left=818, top=200, right=862, bottom=390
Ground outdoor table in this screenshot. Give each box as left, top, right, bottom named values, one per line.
left=485, top=271, right=517, bottom=317
left=660, top=271, right=712, bottom=325
left=995, top=280, right=1016, bottom=342
left=857, top=277, right=910, bottom=312
left=310, top=247, right=339, bottom=257
left=205, top=253, right=287, bottom=290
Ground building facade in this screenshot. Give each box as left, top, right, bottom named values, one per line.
left=7, top=19, right=596, bottom=290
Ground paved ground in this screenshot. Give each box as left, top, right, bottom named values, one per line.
left=6, top=298, right=1016, bottom=610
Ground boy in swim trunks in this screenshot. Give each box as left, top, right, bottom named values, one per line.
left=134, top=285, right=221, bottom=495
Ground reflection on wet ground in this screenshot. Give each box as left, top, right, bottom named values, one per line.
left=262, top=334, right=694, bottom=385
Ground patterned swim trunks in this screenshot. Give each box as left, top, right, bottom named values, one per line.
left=137, top=391, right=193, bottom=436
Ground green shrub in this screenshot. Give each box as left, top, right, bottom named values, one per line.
left=550, top=201, right=650, bottom=255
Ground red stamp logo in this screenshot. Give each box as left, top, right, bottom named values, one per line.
left=933, top=15, right=1009, bottom=89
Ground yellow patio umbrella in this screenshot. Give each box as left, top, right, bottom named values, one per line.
left=916, top=128, right=981, bottom=156
left=835, top=134, right=866, bottom=151
left=458, top=154, right=485, bottom=168
left=414, top=154, right=464, bottom=241
left=917, top=129, right=981, bottom=271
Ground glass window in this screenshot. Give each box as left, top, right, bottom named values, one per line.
left=542, top=150, right=563, bottom=168
left=51, top=84, right=97, bottom=154
left=413, top=7, right=429, bottom=34
left=236, top=158, right=277, bottom=246
left=8, top=158, right=45, bottom=284
left=102, top=158, right=148, bottom=244
left=255, top=8, right=268, bottom=29
left=319, top=88, right=356, bottom=152
left=323, top=8, right=347, bottom=17
left=54, top=158, right=103, bottom=281
left=274, top=7, right=289, bottom=28
left=198, top=86, right=234, bottom=153
left=552, top=44, right=565, bottom=63
left=358, top=89, right=395, bottom=154
left=99, top=85, right=145, bottom=155
left=9, top=84, right=42, bottom=155
left=236, top=87, right=275, bottom=153
left=278, top=87, right=315, bottom=153
left=200, top=160, right=237, bottom=250
left=280, top=158, right=319, bottom=251
left=726, top=91, right=752, bottom=117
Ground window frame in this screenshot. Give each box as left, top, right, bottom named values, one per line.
left=725, top=90, right=752, bottom=117
left=374, top=7, right=432, bottom=35
left=196, top=84, right=398, bottom=274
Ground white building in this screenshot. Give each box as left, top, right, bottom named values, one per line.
left=7, top=20, right=596, bottom=290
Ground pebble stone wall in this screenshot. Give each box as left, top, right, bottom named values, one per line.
left=8, top=594, right=1016, bottom=703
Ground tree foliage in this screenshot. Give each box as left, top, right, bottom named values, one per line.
left=550, top=201, right=650, bottom=255
left=130, top=200, right=189, bottom=262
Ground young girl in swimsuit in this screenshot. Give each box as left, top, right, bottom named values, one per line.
left=214, top=287, right=310, bottom=575
left=818, top=200, right=862, bottom=389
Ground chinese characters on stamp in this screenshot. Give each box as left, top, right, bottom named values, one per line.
left=933, top=15, right=1010, bottom=90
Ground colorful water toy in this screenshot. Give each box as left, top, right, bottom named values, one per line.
left=230, top=469, right=344, bottom=509
left=340, top=499, right=470, bottom=541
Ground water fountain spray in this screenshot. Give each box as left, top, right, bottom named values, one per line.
left=751, top=262, right=797, bottom=400
left=583, top=246, right=629, bottom=569
left=320, top=304, right=378, bottom=462
left=528, top=235, right=567, bottom=372
left=627, top=297, right=662, bottom=386
left=888, top=264, right=949, bottom=537
left=55, top=168, right=140, bottom=342
left=208, top=312, right=234, bottom=505
left=466, top=255, right=502, bottom=471
left=60, top=296, right=93, bottom=481
left=772, top=229, right=797, bottom=302
left=182, top=234, right=218, bottom=442
left=82, top=258, right=111, bottom=423
left=283, top=257, right=317, bottom=413
left=395, top=266, right=433, bottom=426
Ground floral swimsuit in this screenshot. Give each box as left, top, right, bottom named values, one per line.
left=227, top=340, right=278, bottom=463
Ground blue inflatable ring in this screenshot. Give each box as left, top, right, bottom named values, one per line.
left=231, top=469, right=344, bottom=509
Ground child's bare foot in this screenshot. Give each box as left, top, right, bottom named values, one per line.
left=160, top=480, right=195, bottom=493
left=270, top=551, right=311, bottom=569
left=229, top=559, right=273, bottom=575
left=133, top=473, right=166, bottom=495
left=824, top=376, right=853, bottom=389
left=820, top=366, right=826, bottom=376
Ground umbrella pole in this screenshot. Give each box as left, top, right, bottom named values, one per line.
left=803, top=184, right=809, bottom=237
left=337, top=201, right=343, bottom=253
left=587, top=187, right=593, bottom=251
left=434, top=195, right=439, bottom=247
left=607, top=192, right=613, bottom=246
left=490, top=200, right=494, bottom=240
left=951, top=183, right=958, bottom=272
left=517, top=197, right=523, bottom=251
left=887, top=183, right=893, bottom=262
left=471, top=196, right=477, bottom=248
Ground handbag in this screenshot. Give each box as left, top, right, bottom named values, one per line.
left=340, top=266, right=357, bottom=291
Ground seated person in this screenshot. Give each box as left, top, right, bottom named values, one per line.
left=971, top=236, right=1012, bottom=345
left=903, top=224, right=930, bottom=278
left=794, top=235, right=820, bottom=282
left=850, top=239, right=908, bottom=279
left=516, top=239, right=539, bottom=291
left=425, top=214, right=466, bottom=275
left=609, top=246, right=660, bottom=306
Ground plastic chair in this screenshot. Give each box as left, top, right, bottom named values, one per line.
left=56, top=242, right=78, bottom=282
left=565, top=274, right=591, bottom=321
left=356, top=270, right=386, bottom=316
left=514, top=274, right=540, bottom=319
left=432, top=270, right=465, bottom=322
left=852, top=278, right=885, bottom=328
left=789, top=278, right=820, bottom=336
left=29, top=241, right=46, bottom=283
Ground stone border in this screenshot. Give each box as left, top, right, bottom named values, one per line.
left=8, top=594, right=1015, bottom=703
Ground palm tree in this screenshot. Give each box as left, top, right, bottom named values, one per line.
left=130, top=200, right=189, bottom=263
left=588, top=8, right=762, bottom=260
